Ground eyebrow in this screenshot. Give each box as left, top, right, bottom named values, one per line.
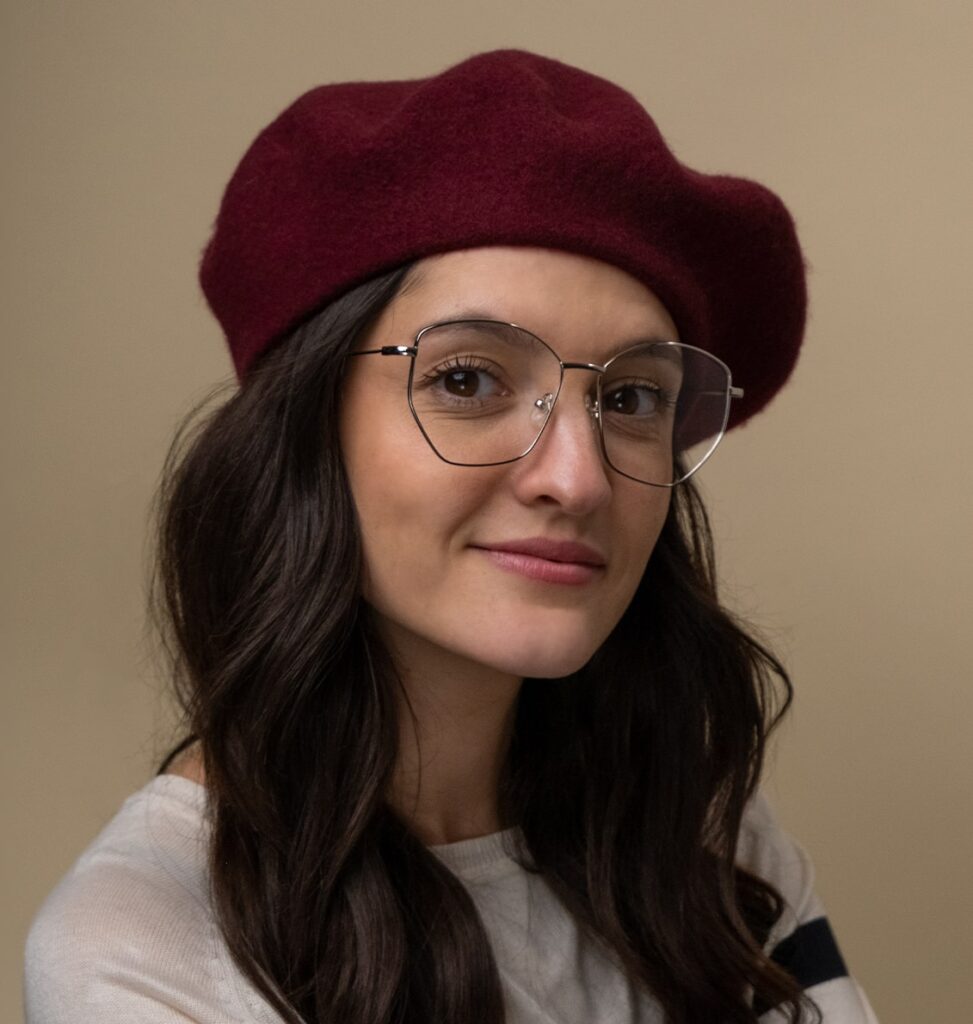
left=425, top=309, right=678, bottom=359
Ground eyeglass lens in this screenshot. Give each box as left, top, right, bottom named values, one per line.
left=408, top=321, right=731, bottom=486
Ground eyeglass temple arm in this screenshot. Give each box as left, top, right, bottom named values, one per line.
left=692, top=386, right=744, bottom=398
left=349, top=345, right=418, bottom=357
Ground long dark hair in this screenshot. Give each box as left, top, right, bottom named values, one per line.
left=153, top=266, right=817, bottom=1023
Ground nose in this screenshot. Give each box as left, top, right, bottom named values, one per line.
left=510, top=374, right=612, bottom=515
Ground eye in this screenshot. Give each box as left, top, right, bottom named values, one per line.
left=441, top=367, right=495, bottom=399
left=602, top=381, right=667, bottom=416
left=417, top=355, right=511, bottom=405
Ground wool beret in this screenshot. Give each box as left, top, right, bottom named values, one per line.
left=200, top=49, right=806, bottom=430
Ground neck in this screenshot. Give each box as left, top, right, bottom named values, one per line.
left=382, top=624, right=523, bottom=846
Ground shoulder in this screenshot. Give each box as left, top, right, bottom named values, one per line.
left=24, top=775, right=268, bottom=1023
left=737, top=789, right=823, bottom=938
left=737, top=792, right=881, bottom=1023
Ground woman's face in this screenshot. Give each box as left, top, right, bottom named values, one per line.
left=340, top=247, right=674, bottom=680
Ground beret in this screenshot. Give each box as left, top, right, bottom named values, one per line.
left=200, top=49, right=806, bottom=430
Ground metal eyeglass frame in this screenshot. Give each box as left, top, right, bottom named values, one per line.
left=350, top=318, right=744, bottom=487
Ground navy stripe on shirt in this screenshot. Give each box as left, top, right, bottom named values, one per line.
left=754, top=916, right=849, bottom=1016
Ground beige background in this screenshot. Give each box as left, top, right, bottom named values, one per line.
left=4, top=2, right=971, bottom=1021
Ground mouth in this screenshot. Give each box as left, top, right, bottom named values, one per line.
left=471, top=537, right=606, bottom=585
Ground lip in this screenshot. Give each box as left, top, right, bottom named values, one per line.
left=472, top=537, right=607, bottom=585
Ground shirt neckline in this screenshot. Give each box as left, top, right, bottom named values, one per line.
left=143, top=774, right=522, bottom=875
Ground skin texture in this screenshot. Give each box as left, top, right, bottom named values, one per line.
left=339, top=247, right=675, bottom=843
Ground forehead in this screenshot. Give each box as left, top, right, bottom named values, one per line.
left=371, top=246, right=679, bottom=352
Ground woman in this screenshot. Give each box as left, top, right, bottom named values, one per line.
left=25, top=50, right=879, bottom=1023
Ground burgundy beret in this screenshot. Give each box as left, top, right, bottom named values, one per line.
left=200, top=49, right=806, bottom=430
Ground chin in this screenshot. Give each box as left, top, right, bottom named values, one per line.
left=471, top=634, right=601, bottom=680
left=447, top=601, right=622, bottom=679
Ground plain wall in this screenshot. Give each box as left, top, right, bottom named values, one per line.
left=3, top=2, right=971, bottom=1020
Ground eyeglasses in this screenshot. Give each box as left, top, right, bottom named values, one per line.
left=351, top=319, right=743, bottom=487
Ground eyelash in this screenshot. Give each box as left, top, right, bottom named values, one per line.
left=416, top=355, right=506, bottom=385
left=412, top=355, right=514, bottom=410
left=603, top=379, right=678, bottom=406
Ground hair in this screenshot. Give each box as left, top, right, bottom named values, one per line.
left=153, top=266, right=818, bottom=1024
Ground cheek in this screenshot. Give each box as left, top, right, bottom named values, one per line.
left=612, top=489, right=671, bottom=600
left=342, top=433, right=491, bottom=613
left=621, top=487, right=671, bottom=558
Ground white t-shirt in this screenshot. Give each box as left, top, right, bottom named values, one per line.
left=24, top=776, right=879, bottom=1023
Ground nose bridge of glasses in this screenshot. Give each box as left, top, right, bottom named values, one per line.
left=561, top=359, right=608, bottom=374
left=533, top=362, right=604, bottom=440
left=558, top=362, right=605, bottom=424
